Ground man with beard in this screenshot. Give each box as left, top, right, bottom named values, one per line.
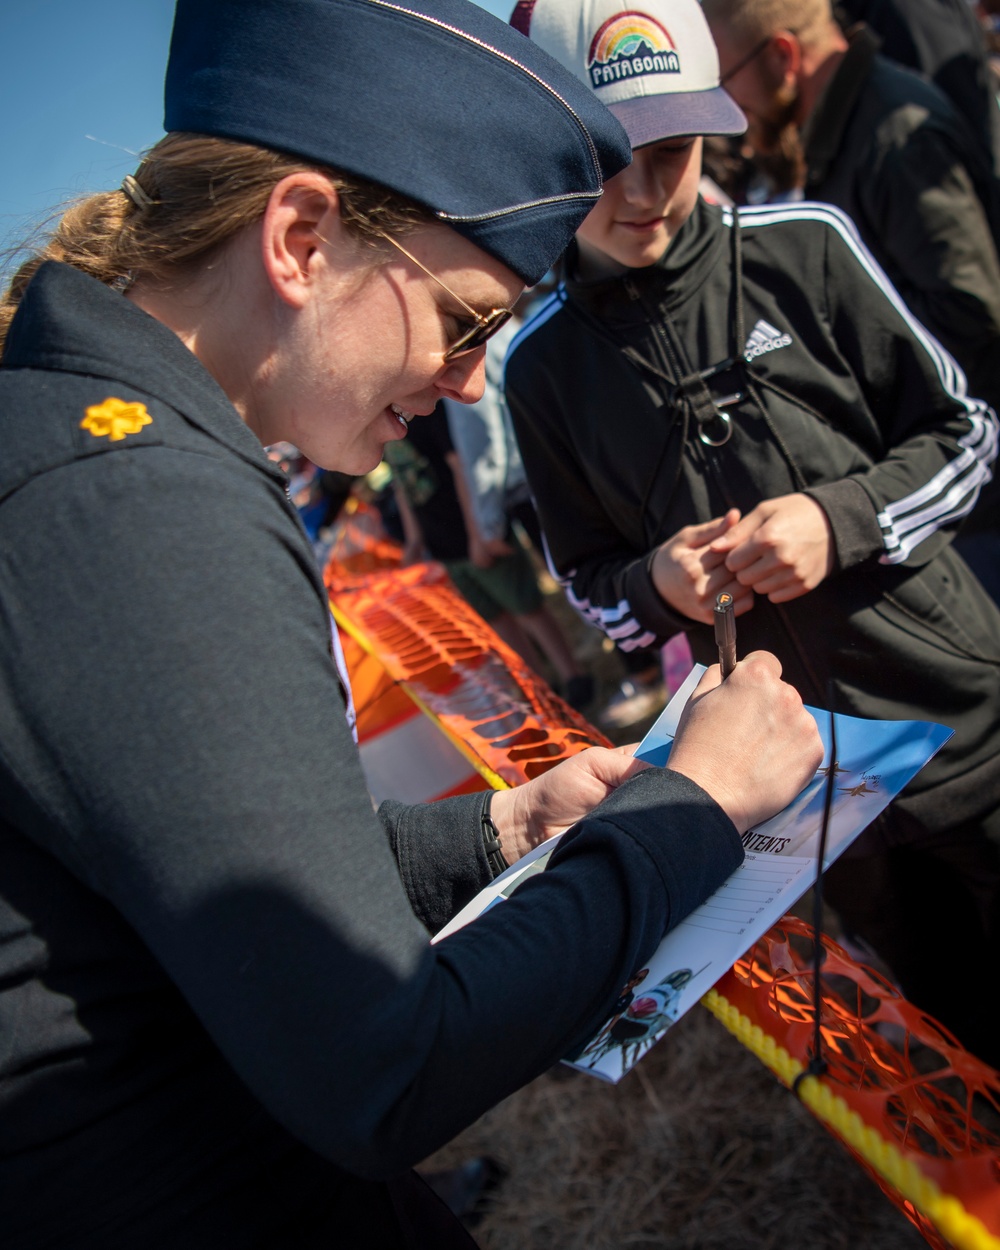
left=702, top=0, right=1000, bottom=601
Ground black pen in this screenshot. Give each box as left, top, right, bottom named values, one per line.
left=714, top=591, right=737, bottom=679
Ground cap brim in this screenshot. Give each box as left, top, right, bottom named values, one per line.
left=608, top=87, right=747, bottom=148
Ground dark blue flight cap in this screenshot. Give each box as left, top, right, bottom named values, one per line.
left=164, top=0, right=631, bottom=285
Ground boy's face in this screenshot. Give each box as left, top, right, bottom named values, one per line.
left=576, top=136, right=703, bottom=269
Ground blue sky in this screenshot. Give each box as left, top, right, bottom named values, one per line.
left=0, top=0, right=511, bottom=249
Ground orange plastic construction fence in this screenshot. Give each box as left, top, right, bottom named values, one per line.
left=344, top=631, right=488, bottom=803
left=324, top=506, right=610, bottom=790
left=706, top=921, right=1000, bottom=1250
left=324, top=504, right=1000, bottom=1250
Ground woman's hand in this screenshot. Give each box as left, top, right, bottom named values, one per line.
left=490, top=650, right=824, bottom=860
left=489, top=745, right=650, bottom=862
left=667, top=652, right=824, bottom=832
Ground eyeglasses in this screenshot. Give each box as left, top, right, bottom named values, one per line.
left=719, top=34, right=774, bottom=86
left=374, top=231, right=514, bottom=360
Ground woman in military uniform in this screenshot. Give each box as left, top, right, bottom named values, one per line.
left=0, top=1, right=820, bottom=1245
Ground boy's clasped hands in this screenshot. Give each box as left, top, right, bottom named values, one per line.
left=651, top=495, right=836, bottom=622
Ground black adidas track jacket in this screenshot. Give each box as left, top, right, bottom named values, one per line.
left=505, top=198, right=1000, bottom=837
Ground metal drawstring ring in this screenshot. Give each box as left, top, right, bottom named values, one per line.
left=697, top=389, right=742, bottom=446
left=698, top=410, right=733, bottom=446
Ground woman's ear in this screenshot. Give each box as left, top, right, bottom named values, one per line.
left=259, top=172, right=348, bottom=309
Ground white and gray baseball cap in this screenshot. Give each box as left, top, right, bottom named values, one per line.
left=511, top=0, right=746, bottom=147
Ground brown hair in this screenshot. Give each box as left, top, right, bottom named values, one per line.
left=701, top=0, right=831, bottom=47
left=0, top=132, right=433, bottom=350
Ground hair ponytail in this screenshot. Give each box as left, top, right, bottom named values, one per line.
left=1, top=133, right=431, bottom=352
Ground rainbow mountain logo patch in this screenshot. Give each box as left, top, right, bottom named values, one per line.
left=587, top=10, right=679, bottom=88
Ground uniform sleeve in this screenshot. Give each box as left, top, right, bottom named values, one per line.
left=379, top=791, right=495, bottom=932
left=1, top=447, right=741, bottom=1177
left=505, top=339, right=687, bottom=651
left=805, top=207, right=998, bottom=569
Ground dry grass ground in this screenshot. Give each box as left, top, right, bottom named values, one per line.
left=422, top=1005, right=927, bottom=1249
left=420, top=578, right=930, bottom=1250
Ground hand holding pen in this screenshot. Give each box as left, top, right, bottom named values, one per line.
left=714, top=591, right=737, bottom=679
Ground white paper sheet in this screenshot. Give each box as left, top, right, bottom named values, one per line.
left=435, top=666, right=952, bottom=1082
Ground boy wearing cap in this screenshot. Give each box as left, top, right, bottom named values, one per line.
left=506, top=0, right=1000, bottom=1066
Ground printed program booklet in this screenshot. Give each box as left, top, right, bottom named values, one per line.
left=434, top=666, right=952, bottom=1083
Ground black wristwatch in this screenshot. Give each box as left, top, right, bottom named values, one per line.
left=480, top=790, right=509, bottom=879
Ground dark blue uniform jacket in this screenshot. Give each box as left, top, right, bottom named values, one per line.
left=0, top=263, right=742, bottom=1247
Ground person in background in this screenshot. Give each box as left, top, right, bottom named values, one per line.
left=442, top=304, right=667, bottom=722
left=702, top=0, right=1000, bottom=598
left=506, top=0, right=1000, bottom=1067
left=980, top=0, right=1000, bottom=63
left=388, top=397, right=595, bottom=708
left=441, top=302, right=535, bottom=554
left=267, top=441, right=356, bottom=550
left=834, top=0, right=1000, bottom=176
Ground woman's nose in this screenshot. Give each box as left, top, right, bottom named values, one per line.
left=438, top=348, right=488, bottom=404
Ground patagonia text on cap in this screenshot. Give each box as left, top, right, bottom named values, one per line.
left=512, top=0, right=746, bottom=148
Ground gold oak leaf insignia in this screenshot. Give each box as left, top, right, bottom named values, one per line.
left=80, top=397, right=153, bottom=442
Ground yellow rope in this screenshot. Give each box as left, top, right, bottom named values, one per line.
left=328, top=599, right=376, bottom=653
left=700, top=989, right=1000, bottom=1250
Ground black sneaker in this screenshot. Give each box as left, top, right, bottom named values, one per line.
left=421, top=1156, right=508, bottom=1228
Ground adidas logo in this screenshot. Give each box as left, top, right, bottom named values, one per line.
left=744, top=319, right=793, bottom=361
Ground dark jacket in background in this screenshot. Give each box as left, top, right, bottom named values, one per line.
left=802, top=25, right=1000, bottom=417
left=835, top=0, right=1000, bottom=175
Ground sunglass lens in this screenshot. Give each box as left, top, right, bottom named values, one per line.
left=446, top=309, right=513, bottom=359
